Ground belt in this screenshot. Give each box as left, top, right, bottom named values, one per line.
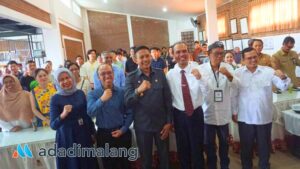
left=97, top=126, right=122, bottom=133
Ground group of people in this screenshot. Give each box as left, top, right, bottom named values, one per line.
left=0, top=35, right=298, bottom=169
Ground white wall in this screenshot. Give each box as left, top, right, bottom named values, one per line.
left=168, top=19, right=198, bottom=46
left=259, top=33, right=300, bottom=55
left=53, top=0, right=83, bottom=30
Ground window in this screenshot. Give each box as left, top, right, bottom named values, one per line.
left=72, top=1, right=81, bottom=17
left=249, top=0, right=299, bottom=34
left=60, top=0, right=71, bottom=8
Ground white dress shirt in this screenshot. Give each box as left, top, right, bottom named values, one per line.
left=80, top=61, right=99, bottom=83
left=198, top=62, right=236, bottom=125
left=233, top=66, right=291, bottom=125
left=166, top=63, right=206, bottom=111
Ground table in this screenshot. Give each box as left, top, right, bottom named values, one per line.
left=282, top=110, right=300, bottom=136
left=0, top=127, right=56, bottom=169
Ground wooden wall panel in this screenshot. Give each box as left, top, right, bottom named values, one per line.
left=0, top=0, right=51, bottom=24
left=87, top=11, right=130, bottom=52
left=59, top=23, right=85, bottom=60
left=131, top=16, right=169, bottom=48
left=64, top=39, right=84, bottom=62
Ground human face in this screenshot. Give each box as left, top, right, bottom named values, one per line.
left=252, top=41, right=263, bottom=54
left=98, top=64, right=114, bottom=89
left=45, top=64, right=52, bottom=73
left=224, top=53, right=234, bottom=64
left=282, top=42, right=294, bottom=53
left=150, top=49, right=159, bottom=60
left=69, top=64, right=80, bottom=78
left=130, top=49, right=135, bottom=57
left=88, top=51, right=97, bottom=61
left=168, top=47, right=173, bottom=56
left=234, top=47, right=240, bottom=53
left=27, top=63, right=36, bottom=73
left=3, top=76, right=15, bottom=91
left=209, top=48, right=224, bottom=66
left=102, top=53, right=113, bottom=65
left=58, top=72, right=73, bottom=90
left=194, top=43, right=201, bottom=49
left=243, top=50, right=258, bottom=70
left=173, top=43, right=189, bottom=67
left=76, top=57, right=84, bottom=66
left=202, top=45, right=208, bottom=52
left=36, top=70, right=49, bottom=85
left=8, top=64, right=18, bottom=75
left=136, top=49, right=151, bottom=71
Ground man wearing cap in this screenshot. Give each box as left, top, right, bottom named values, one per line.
left=167, top=41, right=207, bottom=169
left=125, top=45, right=172, bottom=169
left=197, top=41, right=236, bottom=169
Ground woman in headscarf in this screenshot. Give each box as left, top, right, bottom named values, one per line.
left=67, top=63, right=90, bottom=95
left=50, top=68, right=98, bottom=169
left=30, top=68, right=56, bottom=127
left=0, top=75, right=33, bottom=132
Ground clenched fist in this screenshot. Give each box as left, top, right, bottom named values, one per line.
left=61, top=105, right=73, bottom=119
left=100, top=89, right=113, bottom=102
left=219, top=67, right=233, bottom=81
left=137, top=80, right=151, bottom=94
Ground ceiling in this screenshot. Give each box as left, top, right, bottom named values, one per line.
left=0, top=17, right=40, bottom=37
left=76, top=0, right=231, bottom=20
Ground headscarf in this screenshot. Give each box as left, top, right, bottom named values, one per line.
left=0, top=74, right=33, bottom=123
left=53, top=68, right=77, bottom=96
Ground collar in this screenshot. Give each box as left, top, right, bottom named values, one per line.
left=137, top=67, right=155, bottom=77
left=242, top=65, right=262, bottom=73
left=279, top=49, right=289, bottom=56
left=174, top=63, right=191, bottom=73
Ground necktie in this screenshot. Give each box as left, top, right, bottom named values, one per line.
left=181, top=70, right=194, bottom=116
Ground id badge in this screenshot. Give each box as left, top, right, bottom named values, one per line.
left=214, top=90, right=223, bottom=102
left=78, top=118, right=84, bottom=126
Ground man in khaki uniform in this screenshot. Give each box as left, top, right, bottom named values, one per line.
left=272, top=36, right=300, bottom=87
left=251, top=39, right=272, bottom=67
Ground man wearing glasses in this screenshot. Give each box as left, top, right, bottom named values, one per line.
left=232, top=47, right=290, bottom=169
left=87, top=63, right=133, bottom=169
left=196, top=41, right=236, bottom=169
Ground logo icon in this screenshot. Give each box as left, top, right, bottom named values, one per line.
left=12, top=144, right=33, bottom=158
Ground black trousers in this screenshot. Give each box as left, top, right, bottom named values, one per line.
left=204, top=124, right=230, bottom=169
left=238, top=122, right=272, bottom=169
left=173, top=107, right=205, bottom=169
left=96, top=129, right=132, bottom=169
left=135, top=130, right=170, bottom=169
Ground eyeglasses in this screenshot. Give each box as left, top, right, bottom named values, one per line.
left=99, top=71, right=113, bottom=77
left=211, top=52, right=225, bottom=57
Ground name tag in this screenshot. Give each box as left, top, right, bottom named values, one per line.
left=214, top=90, right=223, bottom=102
left=78, top=118, right=84, bottom=126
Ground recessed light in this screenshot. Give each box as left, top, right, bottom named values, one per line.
left=162, top=7, right=168, bottom=12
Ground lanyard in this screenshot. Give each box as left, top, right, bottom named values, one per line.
left=211, top=64, right=220, bottom=88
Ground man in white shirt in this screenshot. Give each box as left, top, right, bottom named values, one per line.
left=198, top=41, right=235, bottom=169
left=80, top=49, right=99, bottom=89
left=166, top=42, right=207, bottom=169
left=232, top=47, right=290, bottom=169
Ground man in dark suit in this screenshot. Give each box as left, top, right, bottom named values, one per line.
left=124, top=45, right=173, bottom=169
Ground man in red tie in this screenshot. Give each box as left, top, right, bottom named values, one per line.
left=166, top=42, right=207, bottom=169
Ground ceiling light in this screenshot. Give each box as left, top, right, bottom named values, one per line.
left=162, top=7, right=168, bottom=12
left=103, top=0, right=108, bottom=3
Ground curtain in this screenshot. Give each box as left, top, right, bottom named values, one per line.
left=249, top=0, right=300, bottom=34
left=217, top=11, right=229, bottom=38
